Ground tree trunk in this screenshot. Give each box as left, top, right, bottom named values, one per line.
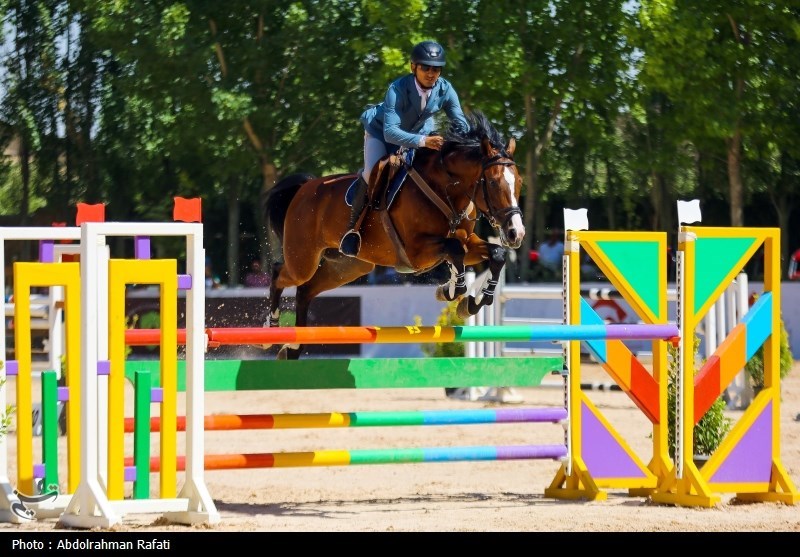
left=725, top=17, right=745, bottom=228
left=19, top=136, right=30, bottom=226
left=650, top=171, right=670, bottom=231
left=17, top=136, right=32, bottom=260
left=776, top=201, right=789, bottom=278
left=726, top=127, right=744, bottom=226
left=226, top=180, right=241, bottom=286
left=521, top=92, right=538, bottom=281
left=604, top=157, right=617, bottom=231
left=522, top=144, right=537, bottom=280
left=774, top=150, right=797, bottom=278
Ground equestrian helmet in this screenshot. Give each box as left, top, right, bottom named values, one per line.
left=411, top=41, right=446, bottom=67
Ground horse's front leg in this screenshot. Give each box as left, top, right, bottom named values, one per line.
left=435, top=238, right=468, bottom=302
left=456, top=238, right=505, bottom=319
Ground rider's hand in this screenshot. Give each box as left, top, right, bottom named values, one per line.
left=424, top=135, right=444, bottom=150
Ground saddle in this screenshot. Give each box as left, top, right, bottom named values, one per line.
left=343, top=150, right=418, bottom=272
left=345, top=150, right=414, bottom=211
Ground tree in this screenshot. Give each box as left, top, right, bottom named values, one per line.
left=438, top=0, right=636, bottom=277
left=0, top=0, right=66, bottom=227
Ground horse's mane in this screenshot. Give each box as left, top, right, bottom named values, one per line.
left=441, top=110, right=506, bottom=161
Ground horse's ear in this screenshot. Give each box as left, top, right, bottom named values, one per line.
left=481, top=136, right=493, bottom=155
left=506, top=137, right=516, bottom=156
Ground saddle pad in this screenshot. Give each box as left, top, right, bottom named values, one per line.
left=344, top=177, right=359, bottom=207
left=345, top=150, right=415, bottom=208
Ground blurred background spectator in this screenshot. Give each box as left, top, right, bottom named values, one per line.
left=789, top=248, right=800, bottom=281
left=243, top=258, right=271, bottom=288
left=538, top=230, right=564, bottom=273
left=205, top=258, right=223, bottom=289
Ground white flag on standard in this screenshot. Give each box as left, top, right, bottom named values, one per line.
left=677, top=199, right=702, bottom=225
left=564, top=208, right=589, bottom=231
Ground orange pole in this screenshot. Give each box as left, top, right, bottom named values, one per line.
left=125, top=328, right=187, bottom=345
left=124, top=454, right=276, bottom=471
left=124, top=414, right=279, bottom=433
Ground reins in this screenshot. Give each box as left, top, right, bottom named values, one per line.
left=407, top=166, right=475, bottom=235
left=405, top=148, right=519, bottom=235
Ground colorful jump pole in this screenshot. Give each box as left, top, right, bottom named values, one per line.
left=126, top=408, right=569, bottom=433
left=125, top=444, right=570, bottom=473
left=124, top=363, right=568, bottom=486
left=123, top=323, right=679, bottom=347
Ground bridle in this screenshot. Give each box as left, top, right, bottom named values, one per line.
left=478, top=152, right=522, bottom=230
left=405, top=146, right=521, bottom=235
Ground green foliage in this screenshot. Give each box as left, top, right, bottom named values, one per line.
left=1, top=0, right=799, bottom=281
left=0, top=378, right=13, bottom=439
left=692, top=397, right=732, bottom=458
left=667, top=336, right=732, bottom=458
left=415, top=302, right=464, bottom=358
left=0, top=408, right=13, bottom=439
left=744, top=318, right=793, bottom=389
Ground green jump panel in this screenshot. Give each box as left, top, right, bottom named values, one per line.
left=124, top=357, right=564, bottom=391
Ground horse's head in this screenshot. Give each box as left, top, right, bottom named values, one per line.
left=438, top=111, right=526, bottom=249
left=476, top=136, right=525, bottom=249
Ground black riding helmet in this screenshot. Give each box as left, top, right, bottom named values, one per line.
left=411, top=41, right=446, bottom=67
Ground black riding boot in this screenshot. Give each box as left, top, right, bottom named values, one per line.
left=339, top=175, right=369, bottom=257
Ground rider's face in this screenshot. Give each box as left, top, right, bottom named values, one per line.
left=412, top=63, right=441, bottom=89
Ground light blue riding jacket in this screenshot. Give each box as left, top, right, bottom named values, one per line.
left=360, top=74, right=469, bottom=150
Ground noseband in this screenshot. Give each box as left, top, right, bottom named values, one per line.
left=479, top=152, right=522, bottom=230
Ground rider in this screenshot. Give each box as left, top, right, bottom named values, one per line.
left=339, top=40, right=470, bottom=257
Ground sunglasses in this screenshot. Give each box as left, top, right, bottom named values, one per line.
left=418, top=64, right=442, bottom=74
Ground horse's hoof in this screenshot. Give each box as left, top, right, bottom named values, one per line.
left=457, top=295, right=491, bottom=318
left=456, top=298, right=472, bottom=319
left=277, top=346, right=288, bottom=360
left=436, top=285, right=466, bottom=302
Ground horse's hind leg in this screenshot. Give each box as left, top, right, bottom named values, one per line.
left=435, top=238, right=468, bottom=302
left=457, top=242, right=505, bottom=319
left=277, top=253, right=375, bottom=360
left=262, top=262, right=285, bottom=350
left=276, top=283, right=313, bottom=360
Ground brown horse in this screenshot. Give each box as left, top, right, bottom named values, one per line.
left=265, top=111, right=525, bottom=359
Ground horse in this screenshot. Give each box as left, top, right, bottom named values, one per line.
left=264, top=111, right=525, bottom=360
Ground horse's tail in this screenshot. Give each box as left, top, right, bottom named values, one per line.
left=266, top=172, right=316, bottom=245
